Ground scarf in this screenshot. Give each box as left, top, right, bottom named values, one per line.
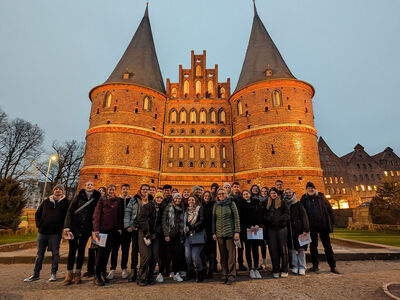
left=284, top=193, right=298, bottom=207
left=167, top=203, right=182, bottom=232
left=259, top=195, right=268, bottom=203
left=216, top=197, right=229, bottom=206
left=85, top=190, right=94, bottom=199
left=184, top=205, right=200, bottom=233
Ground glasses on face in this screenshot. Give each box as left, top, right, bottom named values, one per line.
left=141, top=188, right=149, bottom=191
left=217, top=192, right=226, bottom=195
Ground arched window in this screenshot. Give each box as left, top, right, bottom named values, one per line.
left=222, top=162, right=227, bottom=168
left=272, top=90, right=282, bottom=107
left=168, top=146, right=174, bottom=159
left=170, top=110, right=177, bottom=123
left=207, top=80, right=213, bottom=96
left=179, top=146, right=184, bottom=159
left=171, top=87, right=177, bottom=98
left=190, top=109, right=197, bottom=124
left=195, top=81, right=201, bottom=95
left=103, top=92, right=112, bottom=108
left=210, top=110, right=216, bottom=123
left=189, top=146, right=195, bottom=159
left=200, top=146, right=205, bottom=159
left=219, top=109, right=226, bottom=124
left=143, top=96, right=151, bottom=111
left=210, top=146, right=216, bottom=159
left=200, top=110, right=206, bottom=124
left=195, top=65, right=201, bottom=76
left=180, top=109, right=187, bottom=124
left=184, top=81, right=189, bottom=96
left=221, top=146, right=226, bottom=160
left=220, top=87, right=226, bottom=98
left=237, top=100, right=243, bottom=115
left=340, top=177, right=344, bottom=184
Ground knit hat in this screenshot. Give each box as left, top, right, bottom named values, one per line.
left=173, top=192, right=182, bottom=199
left=154, top=192, right=164, bottom=199
left=306, top=182, right=316, bottom=189
left=53, top=184, right=65, bottom=193
left=192, top=185, right=201, bottom=192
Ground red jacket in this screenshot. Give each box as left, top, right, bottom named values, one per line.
left=93, top=196, right=124, bottom=232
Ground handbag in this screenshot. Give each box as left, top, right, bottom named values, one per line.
left=189, top=229, right=207, bottom=245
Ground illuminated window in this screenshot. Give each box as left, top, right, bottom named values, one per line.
left=326, top=188, right=331, bottom=194
left=329, top=177, right=333, bottom=184
left=207, top=81, right=213, bottom=96
left=104, top=92, right=112, bottom=108
left=143, top=96, right=151, bottom=111
left=397, top=171, right=400, bottom=176
left=219, top=109, right=226, bottom=124
left=335, top=177, right=338, bottom=184
left=355, top=186, right=359, bottom=192
left=272, top=90, right=282, bottom=107
left=384, top=171, right=388, bottom=176
left=168, top=146, right=174, bottom=159
left=168, top=161, right=173, bottom=167
left=361, top=185, right=365, bottom=191
left=390, top=171, right=394, bottom=176
left=340, top=177, right=344, bottom=184
left=222, top=162, right=227, bottom=168
left=189, top=146, right=194, bottom=159
left=367, top=185, right=372, bottom=191
left=170, top=110, right=177, bottom=123
left=342, top=188, right=346, bottom=194
left=171, top=88, right=177, bottom=98
left=210, top=110, right=216, bottom=123
left=210, top=146, right=216, bottom=159
left=324, top=177, right=328, bottom=184
left=180, top=110, right=187, bottom=124
left=195, top=65, right=201, bottom=76
left=332, top=188, right=336, bottom=194
left=221, top=146, right=226, bottom=160
left=200, top=146, right=205, bottom=159
left=190, top=109, right=197, bottom=124
left=339, top=200, right=349, bottom=209
left=200, top=110, right=206, bottom=124
left=178, top=146, right=184, bottom=159
left=330, top=200, right=339, bottom=210
left=184, top=81, right=189, bottom=95
left=237, top=100, right=243, bottom=115
left=220, top=87, right=226, bottom=98
left=373, top=185, right=377, bottom=191
left=195, top=81, right=201, bottom=95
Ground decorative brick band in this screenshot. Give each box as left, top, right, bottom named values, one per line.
left=163, top=136, right=232, bottom=143
left=233, top=123, right=317, bottom=142
left=86, top=125, right=163, bottom=140
left=160, top=173, right=234, bottom=182
left=81, top=165, right=160, bottom=176
left=235, top=167, right=323, bottom=180
left=89, top=83, right=166, bottom=100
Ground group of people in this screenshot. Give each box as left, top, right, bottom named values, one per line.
left=24, top=179, right=339, bottom=286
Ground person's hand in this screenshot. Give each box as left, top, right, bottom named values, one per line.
left=127, top=227, right=133, bottom=233
left=144, top=238, right=151, bottom=246
left=92, top=232, right=100, bottom=242
left=63, top=228, right=70, bottom=235
left=118, top=229, right=122, bottom=235
left=213, top=234, right=217, bottom=241
left=234, top=233, right=240, bottom=241
left=165, top=236, right=170, bottom=242
left=255, top=225, right=259, bottom=231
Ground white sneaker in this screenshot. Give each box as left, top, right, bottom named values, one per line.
left=280, top=272, right=288, bottom=278
left=298, top=269, right=306, bottom=276
left=173, top=273, right=183, bottom=282
left=292, top=268, right=298, bottom=274
left=121, top=269, right=128, bottom=279
left=254, top=270, right=262, bottom=279
left=169, top=272, right=174, bottom=278
left=156, top=273, right=164, bottom=283
left=249, top=269, right=256, bottom=279
left=273, top=273, right=280, bottom=279
left=24, top=275, right=39, bottom=282
left=48, top=274, right=57, bottom=282
left=107, top=270, right=115, bottom=280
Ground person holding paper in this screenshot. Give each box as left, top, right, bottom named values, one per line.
left=239, top=190, right=263, bottom=279
left=62, top=181, right=101, bottom=285
left=92, top=184, right=124, bottom=286
left=264, top=187, right=290, bottom=279
left=284, top=188, right=309, bottom=276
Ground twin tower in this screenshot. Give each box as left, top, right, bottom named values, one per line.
left=79, top=3, right=324, bottom=195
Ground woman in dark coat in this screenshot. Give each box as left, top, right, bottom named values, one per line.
left=201, top=191, right=216, bottom=278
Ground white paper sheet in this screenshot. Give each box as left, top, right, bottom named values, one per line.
left=92, top=233, right=108, bottom=247
left=246, top=228, right=263, bottom=240
left=298, top=232, right=312, bottom=246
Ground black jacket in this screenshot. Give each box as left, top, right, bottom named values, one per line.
left=136, top=200, right=163, bottom=239
left=300, top=192, right=334, bottom=233
left=35, top=196, right=69, bottom=234
left=239, top=197, right=264, bottom=240
left=287, top=201, right=310, bottom=250
left=202, top=200, right=215, bottom=244
left=264, top=198, right=290, bottom=230
left=64, top=189, right=101, bottom=237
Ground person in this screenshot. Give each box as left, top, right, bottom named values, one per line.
left=157, top=187, right=163, bottom=193
left=149, top=185, right=156, bottom=197
left=264, top=187, right=290, bottom=279
left=83, top=186, right=106, bottom=278
left=63, top=181, right=101, bottom=285
left=301, top=182, right=339, bottom=274
left=201, top=191, right=216, bottom=278
left=250, top=184, right=260, bottom=199
left=192, top=186, right=203, bottom=203
left=181, top=188, right=191, bottom=209
left=210, top=183, right=219, bottom=201
left=275, top=180, right=284, bottom=197
left=162, top=184, right=173, bottom=203
left=259, top=186, right=269, bottom=269
left=231, top=182, right=241, bottom=199
left=136, top=192, right=164, bottom=286
left=284, top=188, right=309, bottom=276
left=162, top=192, right=185, bottom=282
left=107, top=184, right=132, bottom=281
left=184, top=195, right=205, bottom=282
left=92, top=184, right=124, bottom=286
left=212, top=187, right=240, bottom=285
left=24, top=184, right=69, bottom=282
left=240, top=190, right=263, bottom=279
left=172, top=188, right=179, bottom=196
left=222, top=182, right=232, bottom=197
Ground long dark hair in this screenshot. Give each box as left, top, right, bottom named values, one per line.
left=250, top=184, right=260, bottom=197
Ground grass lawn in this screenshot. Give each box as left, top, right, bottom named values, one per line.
left=333, top=228, right=400, bottom=247
left=0, top=232, right=37, bottom=245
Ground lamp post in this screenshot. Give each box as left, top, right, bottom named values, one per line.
left=41, top=155, right=57, bottom=202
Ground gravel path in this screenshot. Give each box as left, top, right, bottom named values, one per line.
left=0, top=261, right=399, bottom=299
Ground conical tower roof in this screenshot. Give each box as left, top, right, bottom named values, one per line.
left=105, top=4, right=165, bottom=94
left=234, top=2, right=295, bottom=93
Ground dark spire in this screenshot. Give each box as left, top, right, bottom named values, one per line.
left=105, top=4, right=165, bottom=94
left=234, top=3, right=295, bottom=93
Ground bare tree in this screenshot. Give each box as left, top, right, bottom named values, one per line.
left=0, top=107, right=7, bottom=133
left=0, top=118, right=44, bottom=180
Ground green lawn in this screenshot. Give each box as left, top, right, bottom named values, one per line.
left=333, top=228, right=400, bottom=247
left=0, top=232, right=37, bottom=245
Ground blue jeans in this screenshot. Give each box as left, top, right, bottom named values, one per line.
left=291, top=249, right=306, bottom=271
left=184, top=238, right=204, bottom=272
left=33, top=233, right=61, bottom=277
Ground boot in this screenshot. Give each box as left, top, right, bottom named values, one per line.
left=185, top=269, right=195, bottom=281
left=128, top=269, right=137, bottom=282
left=196, top=270, right=204, bottom=283
left=94, top=276, right=104, bottom=286
left=102, top=272, right=109, bottom=283
left=73, top=272, right=82, bottom=284
left=63, top=272, right=73, bottom=286
left=206, top=268, right=213, bottom=279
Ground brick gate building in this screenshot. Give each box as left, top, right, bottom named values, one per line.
left=78, top=3, right=324, bottom=195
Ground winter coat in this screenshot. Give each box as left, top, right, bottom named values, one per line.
left=287, top=201, right=310, bottom=250
left=300, top=192, right=334, bottom=233
left=123, top=195, right=139, bottom=230
left=63, top=189, right=101, bottom=237
left=162, top=203, right=184, bottom=240
left=35, top=195, right=69, bottom=235
left=136, top=200, right=163, bottom=239
left=239, top=197, right=264, bottom=240
left=264, top=198, right=290, bottom=230
left=212, top=198, right=240, bottom=238
left=184, top=206, right=205, bottom=235
left=202, top=200, right=215, bottom=244
left=93, top=196, right=124, bottom=233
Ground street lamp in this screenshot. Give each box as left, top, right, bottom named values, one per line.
left=41, top=155, right=57, bottom=202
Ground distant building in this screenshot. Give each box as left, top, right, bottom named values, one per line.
left=319, top=138, right=400, bottom=209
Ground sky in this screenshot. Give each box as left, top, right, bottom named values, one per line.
left=0, top=0, right=399, bottom=158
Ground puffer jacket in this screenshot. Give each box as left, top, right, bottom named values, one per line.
left=212, top=198, right=240, bottom=238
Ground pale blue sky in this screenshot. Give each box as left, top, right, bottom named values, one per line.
left=0, top=0, right=399, bottom=157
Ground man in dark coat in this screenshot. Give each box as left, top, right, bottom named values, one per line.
left=63, top=181, right=101, bottom=285
left=300, top=182, right=339, bottom=274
